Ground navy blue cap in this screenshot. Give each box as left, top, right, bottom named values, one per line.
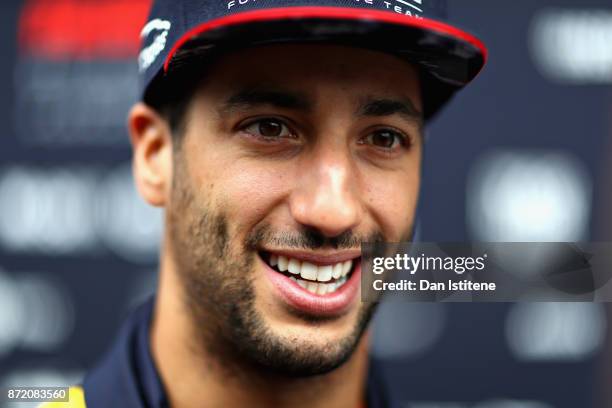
left=138, top=0, right=487, bottom=119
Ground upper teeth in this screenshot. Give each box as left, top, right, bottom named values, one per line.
left=269, top=255, right=353, bottom=282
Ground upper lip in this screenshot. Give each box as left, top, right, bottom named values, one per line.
left=261, top=249, right=361, bottom=265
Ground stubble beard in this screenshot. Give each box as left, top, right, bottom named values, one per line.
left=166, top=159, right=393, bottom=378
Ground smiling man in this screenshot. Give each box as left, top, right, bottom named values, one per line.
left=48, top=1, right=486, bottom=408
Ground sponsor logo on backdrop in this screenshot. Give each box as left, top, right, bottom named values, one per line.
left=15, top=0, right=151, bottom=146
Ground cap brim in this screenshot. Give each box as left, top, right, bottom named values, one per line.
left=159, top=7, right=488, bottom=119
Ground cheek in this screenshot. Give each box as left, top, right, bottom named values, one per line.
left=364, top=168, right=421, bottom=240
left=181, top=129, right=292, bottom=239
left=202, top=159, right=292, bottom=235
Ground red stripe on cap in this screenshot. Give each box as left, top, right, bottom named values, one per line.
left=163, top=6, right=488, bottom=72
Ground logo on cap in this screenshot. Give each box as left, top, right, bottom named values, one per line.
left=138, top=18, right=171, bottom=72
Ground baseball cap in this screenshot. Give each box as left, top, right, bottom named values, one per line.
left=138, top=0, right=487, bottom=120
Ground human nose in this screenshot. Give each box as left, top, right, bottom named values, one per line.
left=289, top=149, right=363, bottom=238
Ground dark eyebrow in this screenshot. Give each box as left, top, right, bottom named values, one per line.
left=221, top=88, right=313, bottom=114
left=358, top=97, right=423, bottom=127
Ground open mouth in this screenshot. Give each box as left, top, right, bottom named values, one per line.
left=260, top=251, right=359, bottom=296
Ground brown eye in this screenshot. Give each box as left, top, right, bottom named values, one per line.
left=243, top=118, right=294, bottom=140
left=364, top=129, right=406, bottom=149
left=258, top=119, right=283, bottom=137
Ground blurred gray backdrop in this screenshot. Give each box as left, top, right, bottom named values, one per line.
left=1, top=1, right=611, bottom=407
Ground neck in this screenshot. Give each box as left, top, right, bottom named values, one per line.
left=151, top=248, right=370, bottom=408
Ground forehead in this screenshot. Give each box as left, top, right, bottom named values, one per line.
left=195, top=44, right=422, bottom=109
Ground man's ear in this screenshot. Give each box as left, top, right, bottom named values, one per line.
left=128, top=103, right=174, bottom=207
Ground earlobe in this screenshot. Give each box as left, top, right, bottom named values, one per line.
left=128, top=102, right=173, bottom=207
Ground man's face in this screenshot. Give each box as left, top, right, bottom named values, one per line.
left=166, top=44, right=422, bottom=376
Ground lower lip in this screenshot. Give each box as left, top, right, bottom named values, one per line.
left=263, top=257, right=361, bottom=317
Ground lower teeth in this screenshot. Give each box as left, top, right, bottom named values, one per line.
left=290, top=276, right=348, bottom=295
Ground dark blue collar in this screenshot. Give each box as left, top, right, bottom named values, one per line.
left=83, top=297, right=396, bottom=408
left=83, top=298, right=168, bottom=408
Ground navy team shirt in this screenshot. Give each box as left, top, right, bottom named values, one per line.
left=82, top=298, right=399, bottom=408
